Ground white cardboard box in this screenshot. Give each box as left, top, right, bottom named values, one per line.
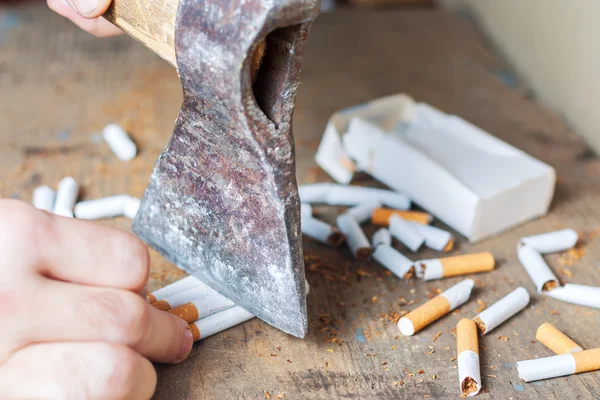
left=315, top=94, right=556, bottom=242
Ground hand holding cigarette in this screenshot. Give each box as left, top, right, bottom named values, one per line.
left=0, top=200, right=193, bottom=399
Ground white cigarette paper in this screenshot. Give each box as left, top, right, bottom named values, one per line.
left=345, top=201, right=382, bottom=224
left=458, top=351, right=481, bottom=397
left=302, top=215, right=345, bottom=247
left=517, top=243, right=559, bottom=293
left=473, top=287, right=530, bottom=334
left=123, top=197, right=141, bottom=219
left=103, top=123, right=137, bottom=161
left=457, top=319, right=481, bottom=397
left=298, top=183, right=410, bottom=209
left=372, top=244, right=414, bottom=279
left=406, top=221, right=452, bottom=251
left=372, top=228, right=392, bottom=248
left=74, top=195, right=140, bottom=220
left=191, top=306, right=255, bottom=341
left=336, top=213, right=372, bottom=259
left=520, top=229, right=578, bottom=254
left=33, top=185, right=55, bottom=212
left=544, top=283, right=600, bottom=309
left=53, top=177, right=79, bottom=218
left=161, top=282, right=233, bottom=310
left=299, top=183, right=332, bottom=203
left=517, top=353, right=576, bottom=382
left=388, top=215, right=425, bottom=252
left=300, top=203, right=313, bottom=217
left=147, top=275, right=200, bottom=303
left=186, top=296, right=236, bottom=320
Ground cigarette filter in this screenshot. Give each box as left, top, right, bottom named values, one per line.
left=301, top=215, right=346, bottom=247
left=372, top=244, right=414, bottom=280
left=152, top=281, right=233, bottom=312
left=103, top=124, right=137, bottom=161
left=457, top=319, right=482, bottom=397
left=372, top=228, right=392, bottom=248
left=520, top=229, right=578, bottom=254
left=33, top=185, right=55, bottom=212
left=388, top=215, right=425, bottom=252
left=473, top=287, right=529, bottom=335
left=53, top=177, right=79, bottom=218
left=345, top=201, right=382, bottom=224
left=325, top=185, right=410, bottom=210
left=190, top=306, right=255, bottom=342
left=407, top=221, right=453, bottom=252
left=398, top=279, right=474, bottom=336
left=298, top=183, right=333, bottom=203
left=74, top=195, right=139, bottom=220
left=517, top=244, right=559, bottom=293
left=168, top=295, right=236, bottom=323
left=146, top=275, right=200, bottom=303
left=300, top=203, right=313, bottom=217
left=544, top=283, right=600, bottom=309
left=419, top=252, right=495, bottom=281
left=536, top=323, right=583, bottom=354
left=371, top=208, right=432, bottom=226
left=517, top=349, right=600, bottom=382
left=337, top=214, right=372, bottom=259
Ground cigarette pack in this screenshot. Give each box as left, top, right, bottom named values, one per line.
left=315, top=94, right=556, bottom=241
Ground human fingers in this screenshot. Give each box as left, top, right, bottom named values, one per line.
left=47, top=0, right=122, bottom=37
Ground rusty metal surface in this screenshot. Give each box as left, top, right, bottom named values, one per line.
left=133, top=0, right=320, bottom=338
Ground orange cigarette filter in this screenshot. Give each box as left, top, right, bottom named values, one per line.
left=421, top=252, right=495, bottom=281
left=146, top=294, right=157, bottom=303
left=169, top=302, right=200, bottom=323
left=574, top=349, right=600, bottom=373
left=152, top=300, right=172, bottom=311
left=371, top=208, right=432, bottom=226
left=536, top=322, right=583, bottom=354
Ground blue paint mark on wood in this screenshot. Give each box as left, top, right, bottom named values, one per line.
left=0, top=11, right=20, bottom=43
left=512, top=381, right=525, bottom=392
left=355, top=328, right=366, bottom=343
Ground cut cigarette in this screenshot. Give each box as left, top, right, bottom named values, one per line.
left=74, top=195, right=140, bottom=220
left=517, top=244, right=559, bottom=293
left=33, top=185, right=55, bottom=212
left=388, top=215, right=425, bottom=252
left=372, top=244, right=414, bottom=280
left=517, top=349, right=600, bottom=382
left=345, top=201, right=382, bottom=224
left=146, top=275, right=200, bottom=303
left=543, top=283, right=600, bottom=309
left=190, top=306, right=255, bottom=342
left=299, top=183, right=411, bottom=209
left=300, top=203, right=313, bottom=217
left=336, top=213, right=372, bottom=259
left=123, top=197, right=140, bottom=219
left=152, top=281, right=233, bottom=312
left=168, top=295, right=235, bottom=323
left=536, top=322, right=582, bottom=354
left=520, top=229, right=578, bottom=254
left=457, top=319, right=482, bottom=397
left=302, top=215, right=346, bottom=247
left=53, top=177, right=79, bottom=218
left=103, top=123, right=137, bottom=161
left=473, top=287, right=529, bottom=335
left=372, top=228, right=392, bottom=248
left=298, top=183, right=333, bottom=203
left=407, top=221, right=453, bottom=252
left=419, top=252, right=495, bottom=281
left=371, top=208, right=432, bottom=226
left=398, top=279, right=474, bottom=336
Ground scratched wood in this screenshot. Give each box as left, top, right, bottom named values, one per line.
left=2, top=4, right=600, bottom=399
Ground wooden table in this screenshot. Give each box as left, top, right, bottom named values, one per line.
left=2, top=4, right=600, bottom=399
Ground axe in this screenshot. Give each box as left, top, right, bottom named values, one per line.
left=103, top=0, right=320, bottom=338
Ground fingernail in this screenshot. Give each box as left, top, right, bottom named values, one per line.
left=67, top=0, right=102, bottom=15
left=175, top=326, right=194, bottom=363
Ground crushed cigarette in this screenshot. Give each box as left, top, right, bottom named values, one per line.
left=517, top=349, right=600, bottom=382
left=406, top=221, right=453, bottom=252
left=544, top=283, right=600, bottom=309
left=302, top=215, right=346, bottom=247
left=520, top=229, right=578, bottom=254
left=517, top=243, right=559, bottom=293
left=473, top=287, right=529, bottom=335
left=398, top=279, right=474, bottom=336
left=53, top=176, right=79, bottom=218
left=457, top=319, right=482, bottom=397
left=418, top=252, right=495, bottom=281
left=190, top=306, right=255, bottom=341
left=389, top=215, right=425, bottom=252
left=371, top=208, right=432, bottom=226
left=298, top=183, right=410, bottom=209
left=103, top=123, right=137, bottom=161
left=74, top=195, right=141, bottom=220
left=33, top=185, right=55, bottom=212
left=372, top=228, right=392, bottom=248
left=337, top=213, right=372, bottom=259
left=345, top=201, right=382, bottom=224
left=372, top=244, right=414, bottom=280
left=536, top=323, right=582, bottom=354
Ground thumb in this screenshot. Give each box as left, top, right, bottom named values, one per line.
left=66, top=0, right=112, bottom=18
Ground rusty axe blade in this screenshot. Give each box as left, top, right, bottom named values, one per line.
left=133, top=0, right=320, bottom=338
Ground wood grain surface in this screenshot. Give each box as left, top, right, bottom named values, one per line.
left=2, top=4, right=600, bottom=399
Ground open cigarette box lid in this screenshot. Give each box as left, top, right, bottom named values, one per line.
left=315, top=94, right=556, bottom=242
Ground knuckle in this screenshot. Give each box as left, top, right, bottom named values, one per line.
left=0, top=200, right=49, bottom=264
left=86, top=291, right=147, bottom=344
left=113, top=233, right=150, bottom=290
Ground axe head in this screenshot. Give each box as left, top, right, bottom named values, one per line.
left=133, top=0, right=320, bottom=338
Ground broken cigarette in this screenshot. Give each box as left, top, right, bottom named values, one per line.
left=372, top=244, right=414, bottom=280
left=152, top=281, right=233, bottom=312
left=345, top=201, right=382, bottom=224
left=298, top=183, right=411, bottom=210
left=517, top=349, right=600, bottom=382
left=543, top=283, right=600, bottom=309
left=371, top=208, right=432, bottom=226
left=473, top=287, right=529, bottom=335
left=398, top=279, right=474, bottom=336
left=301, top=215, right=346, bottom=247
left=372, top=228, right=392, bottom=248
left=520, top=228, right=578, bottom=254
left=336, top=213, right=372, bottom=259
left=103, top=123, right=137, bottom=161
left=457, top=318, right=482, bottom=397
left=419, top=252, right=495, bottom=281
left=146, top=275, right=200, bottom=304
left=190, top=306, right=255, bottom=342
left=74, top=195, right=141, bottom=220
left=298, top=183, right=333, bottom=203
left=388, top=215, right=425, bottom=252
left=168, top=295, right=236, bottom=323
left=407, top=221, right=453, bottom=252
left=33, top=185, right=55, bottom=212
left=53, top=177, right=79, bottom=218
left=536, top=322, right=582, bottom=354
left=517, top=243, right=559, bottom=293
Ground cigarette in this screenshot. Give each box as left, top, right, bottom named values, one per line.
left=74, top=195, right=140, bottom=220
left=152, top=281, right=234, bottom=312
left=190, top=306, right=255, bottom=342
left=345, top=201, right=382, bottom=224
left=53, top=177, right=79, bottom=218
left=473, top=287, right=529, bottom=335
left=398, top=279, right=474, bottom=336
left=168, top=295, right=236, bottom=323
left=302, top=215, right=346, bottom=247
left=407, top=221, right=453, bottom=252
left=33, top=185, right=55, bottom=212
left=300, top=203, right=312, bottom=218
left=372, top=244, right=414, bottom=280
left=543, top=283, right=600, bottom=309
left=372, top=228, right=392, bottom=248
left=520, top=228, right=578, bottom=254
left=457, top=319, right=482, bottom=397
left=536, top=322, right=582, bottom=354
left=419, top=252, right=495, bottom=281
left=146, top=275, right=200, bottom=303
left=298, top=183, right=333, bottom=203
left=371, top=208, right=433, bottom=226
left=517, top=244, right=559, bottom=292
left=336, top=214, right=372, bottom=259
left=103, top=123, right=137, bottom=161
left=516, top=348, right=600, bottom=382
left=299, top=183, right=411, bottom=209
left=388, top=215, right=425, bottom=252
